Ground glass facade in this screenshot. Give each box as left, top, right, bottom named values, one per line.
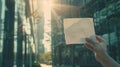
left=92, top=0, right=120, bottom=63
left=51, top=0, right=101, bottom=67
left=51, top=0, right=120, bottom=67
left=0, top=0, right=5, bottom=66
left=1, top=0, right=120, bottom=67
left=0, top=0, right=42, bottom=67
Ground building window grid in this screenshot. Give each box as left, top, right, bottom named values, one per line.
left=51, top=0, right=120, bottom=66
left=116, top=0, right=120, bottom=9
left=95, top=1, right=120, bottom=63
left=0, top=0, right=5, bottom=53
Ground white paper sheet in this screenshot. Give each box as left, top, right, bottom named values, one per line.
left=64, top=18, right=95, bottom=44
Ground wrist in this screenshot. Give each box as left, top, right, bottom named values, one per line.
left=95, top=52, right=109, bottom=63
left=95, top=52, right=120, bottom=67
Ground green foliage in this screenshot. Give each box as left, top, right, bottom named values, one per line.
left=32, top=62, right=41, bottom=67
left=37, top=52, right=52, bottom=63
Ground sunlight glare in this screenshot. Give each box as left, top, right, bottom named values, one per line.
left=42, top=0, right=52, bottom=52
left=43, top=0, right=52, bottom=14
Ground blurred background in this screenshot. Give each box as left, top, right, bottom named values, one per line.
left=0, top=0, right=120, bottom=67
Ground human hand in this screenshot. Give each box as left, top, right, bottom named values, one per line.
left=84, top=35, right=108, bottom=62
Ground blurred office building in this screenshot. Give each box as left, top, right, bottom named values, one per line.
left=0, top=0, right=44, bottom=67
left=51, top=0, right=120, bottom=67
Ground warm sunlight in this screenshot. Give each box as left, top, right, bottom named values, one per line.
left=43, top=0, right=52, bottom=19
left=42, top=0, right=52, bottom=52
left=43, top=0, right=52, bottom=11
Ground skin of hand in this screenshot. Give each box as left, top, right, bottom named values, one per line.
left=84, top=35, right=120, bottom=67
left=84, top=35, right=108, bottom=62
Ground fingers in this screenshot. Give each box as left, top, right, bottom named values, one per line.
left=84, top=35, right=108, bottom=53
left=84, top=38, right=98, bottom=51
left=96, top=35, right=108, bottom=45
left=84, top=43, right=94, bottom=51
left=96, top=35, right=105, bottom=42
left=85, top=38, right=97, bottom=45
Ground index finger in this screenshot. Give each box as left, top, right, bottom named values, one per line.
left=96, top=35, right=105, bottom=42
left=85, top=38, right=97, bottom=45
left=96, top=35, right=108, bottom=45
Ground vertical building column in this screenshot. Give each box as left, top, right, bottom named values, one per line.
left=2, top=0, right=15, bottom=67
left=0, top=0, right=5, bottom=66
left=16, top=13, right=23, bottom=67
left=24, top=0, right=31, bottom=67
left=0, top=0, right=2, bottom=67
